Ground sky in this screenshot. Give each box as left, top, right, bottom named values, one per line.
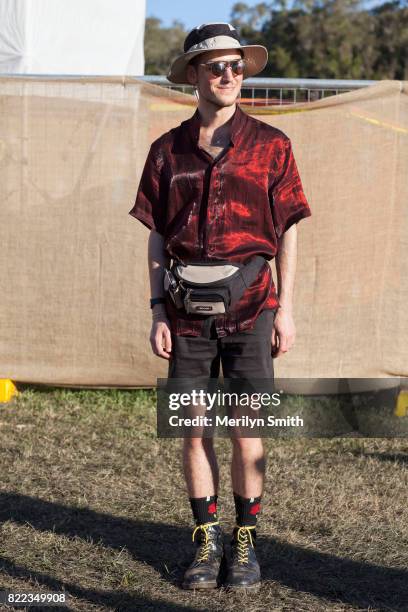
left=147, top=0, right=275, bottom=30
left=146, top=0, right=385, bottom=30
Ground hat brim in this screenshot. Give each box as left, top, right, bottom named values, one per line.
left=167, top=45, right=268, bottom=85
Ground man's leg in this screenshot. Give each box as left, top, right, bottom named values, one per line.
left=183, top=436, right=219, bottom=499
left=220, top=309, right=276, bottom=589
left=230, top=437, right=265, bottom=500
left=168, top=328, right=224, bottom=589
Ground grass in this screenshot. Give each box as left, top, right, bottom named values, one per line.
left=0, top=387, right=407, bottom=611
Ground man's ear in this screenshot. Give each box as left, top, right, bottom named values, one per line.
left=186, top=63, right=198, bottom=86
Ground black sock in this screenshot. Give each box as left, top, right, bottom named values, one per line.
left=233, top=492, right=261, bottom=527
left=189, top=495, right=218, bottom=525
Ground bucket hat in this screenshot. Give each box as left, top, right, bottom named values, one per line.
left=167, top=22, right=268, bottom=84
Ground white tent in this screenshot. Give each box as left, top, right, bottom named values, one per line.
left=0, top=0, right=145, bottom=75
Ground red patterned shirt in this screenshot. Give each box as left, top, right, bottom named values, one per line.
left=129, top=104, right=311, bottom=337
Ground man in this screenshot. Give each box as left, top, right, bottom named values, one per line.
left=129, top=23, right=311, bottom=590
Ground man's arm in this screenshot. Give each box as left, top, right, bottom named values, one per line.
left=148, top=229, right=172, bottom=359
left=275, top=223, right=297, bottom=313
left=148, top=229, right=170, bottom=301
left=268, top=136, right=311, bottom=357
left=271, top=223, right=297, bottom=358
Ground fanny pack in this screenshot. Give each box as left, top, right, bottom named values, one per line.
left=164, top=256, right=266, bottom=316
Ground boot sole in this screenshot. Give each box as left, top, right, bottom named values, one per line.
left=182, top=580, right=218, bottom=590
left=224, top=582, right=261, bottom=592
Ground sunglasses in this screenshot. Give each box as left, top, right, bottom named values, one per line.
left=199, top=59, right=246, bottom=78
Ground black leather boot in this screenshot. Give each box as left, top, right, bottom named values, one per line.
left=225, top=526, right=261, bottom=590
left=182, top=521, right=225, bottom=590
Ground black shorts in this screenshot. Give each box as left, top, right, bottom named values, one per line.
left=167, top=309, right=276, bottom=382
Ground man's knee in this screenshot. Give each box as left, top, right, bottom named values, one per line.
left=231, top=436, right=264, bottom=454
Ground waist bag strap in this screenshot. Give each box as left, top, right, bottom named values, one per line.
left=202, top=316, right=215, bottom=339
left=229, top=255, right=267, bottom=306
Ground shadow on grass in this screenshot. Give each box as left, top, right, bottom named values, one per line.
left=0, top=493, right=407, bottom=610
left=350, top=451, right=408, bottom=465
left=258, top=539, right=408, bottom=610
left=0, top=557, right=194, bottom=612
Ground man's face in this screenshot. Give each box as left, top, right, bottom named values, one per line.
left=186, top=50, right=244, bottom=108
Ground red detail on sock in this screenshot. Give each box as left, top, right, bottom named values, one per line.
left=208, top=502, right=217, bottom=514
left=250, top=503, right=261, bottom=515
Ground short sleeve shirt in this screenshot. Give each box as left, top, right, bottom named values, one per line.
left=129, top=105, right=311, bottom=337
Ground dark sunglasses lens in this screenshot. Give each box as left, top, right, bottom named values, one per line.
left=232, top=60, right=245, bottom=75
left=210, top=60, right=245, bottom=76
left=210, top=62, right=226, bottom=77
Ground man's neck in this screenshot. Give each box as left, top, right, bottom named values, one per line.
left=197, top=99, right=237, bottom=131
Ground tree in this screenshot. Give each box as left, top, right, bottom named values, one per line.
left=371, top=1, right=408, bottom=79
left=230, top=0, right=407, bottom=79
left=143, top=4, right=407, bottom=80
left=144, top=18, right=187, bottom=75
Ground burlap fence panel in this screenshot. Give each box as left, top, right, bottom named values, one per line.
left=0, top=77, right=406, bottom=388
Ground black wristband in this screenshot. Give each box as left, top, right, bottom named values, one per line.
left=150, top=297, right=166, bottom=309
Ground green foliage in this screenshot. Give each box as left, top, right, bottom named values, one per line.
left=230, top=0, right=408, bottom=79
left=144, top=1, right=408, bottom=79
left=144, top=17, right=186, bottom=75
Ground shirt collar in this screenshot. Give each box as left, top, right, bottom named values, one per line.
left=186, top=104, right=247, bottom=149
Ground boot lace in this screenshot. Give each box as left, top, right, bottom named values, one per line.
left=192, top=521, right=219, bottom=563
left=235, top=526, right=256, bottom=564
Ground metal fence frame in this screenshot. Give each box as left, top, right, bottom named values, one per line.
left=0, top=74, right=379, bottom=105
left=139, top=75, right=379, bottom=105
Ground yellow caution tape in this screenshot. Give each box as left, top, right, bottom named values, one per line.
left=247, top=104, right=408, bottom=133
left=149, top=103, right=195, bottom=112
left=348, top=109, right=408, bottom=135
left=243, top=103, right=315, bottom=115
left=148, top=96, right=408, bottom=134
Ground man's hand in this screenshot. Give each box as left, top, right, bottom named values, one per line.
left=150, top=310, right=172, bottom=359
left=271, top=307, right=296, bottom=358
